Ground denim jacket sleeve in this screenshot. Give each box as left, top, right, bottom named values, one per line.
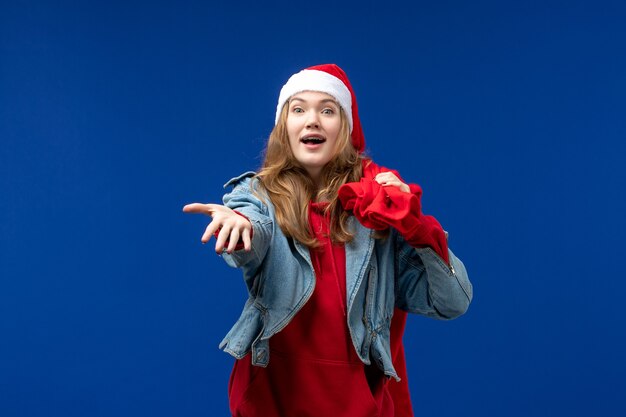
left=219, top=172, right=274, bottom=294
left=394, top=232, right=473, bottom=319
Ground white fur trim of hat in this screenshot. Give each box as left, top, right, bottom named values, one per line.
left=275, top=69, right=353, bottom=132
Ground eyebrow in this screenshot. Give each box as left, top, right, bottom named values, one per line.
left=289, top=97, right=338, bottom=105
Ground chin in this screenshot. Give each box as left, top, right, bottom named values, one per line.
left=301, top=161, right=327, bottom=171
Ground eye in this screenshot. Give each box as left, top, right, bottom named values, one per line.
left=291, top=106, right=304, bottom=113
left=321, top=108, right=335, bottom=115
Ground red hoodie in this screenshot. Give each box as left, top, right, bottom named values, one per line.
left=227, top=161, right=448, bottom=417
left=229, top=200, right=394, bottom=417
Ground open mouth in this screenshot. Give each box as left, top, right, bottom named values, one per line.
left=300, top=135, right=326, bottom=145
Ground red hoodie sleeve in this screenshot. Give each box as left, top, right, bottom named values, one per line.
left=338, top=160, right=450, bottom=264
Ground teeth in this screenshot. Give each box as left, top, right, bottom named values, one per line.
left=301, top=137, right=325, bottom=144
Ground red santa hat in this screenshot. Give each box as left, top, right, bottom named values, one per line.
left=275, top=64, right=365, bottom=153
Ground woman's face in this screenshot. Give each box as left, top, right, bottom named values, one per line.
left=286, top=91, right=342, bottom=184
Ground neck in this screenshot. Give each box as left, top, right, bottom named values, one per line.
left=305, top=168, right=323, bottom=190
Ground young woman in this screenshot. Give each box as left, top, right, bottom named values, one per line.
left=184, top=64, right=472, bottom=417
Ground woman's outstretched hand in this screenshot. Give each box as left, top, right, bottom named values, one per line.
left=183, top=203, right=252, bottom=254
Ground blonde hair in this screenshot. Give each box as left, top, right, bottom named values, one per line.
left=255, top=103, right=364, bottom=248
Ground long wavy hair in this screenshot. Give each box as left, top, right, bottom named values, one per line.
left=255, top=102, right=364, bottom=248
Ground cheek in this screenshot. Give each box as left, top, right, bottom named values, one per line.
left=286, top=132, right=300, bottom=155
left=288, top=138, right=298, bottom=154
left=286, top=118, right=300, bottom=142
left=287, top=130, right=299, bottom=150
left=327, top=121, right=342, bottom=144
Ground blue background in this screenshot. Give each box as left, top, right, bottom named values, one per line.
left=2, top=1, right=625, bottom=416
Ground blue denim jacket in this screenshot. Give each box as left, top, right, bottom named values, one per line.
left=218, top=172, right=472, bottom=381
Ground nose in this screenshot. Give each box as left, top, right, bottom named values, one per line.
left=305, top=111, right=320, bottom=129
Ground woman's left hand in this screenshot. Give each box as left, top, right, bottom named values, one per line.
left=374, top=172, right=410, bottom=193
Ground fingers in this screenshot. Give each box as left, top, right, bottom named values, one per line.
left=185, top=203, right=252, bottom=253
left=374, top=172, right=391, bottom=183
left=201, top=219, right=221, bottom=244
left=182, top=203, right=219, bottom=215
left=375, top=172, right=400, bottom=186
left=241, top=228, right=252, bottom=252
left=375, top=172, right=410, bottom=193
left=223, top=221, right=253, bottom=253
left=215, top=223, right=232, bottom=254
left=226, top=227, right=241, bottom=253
